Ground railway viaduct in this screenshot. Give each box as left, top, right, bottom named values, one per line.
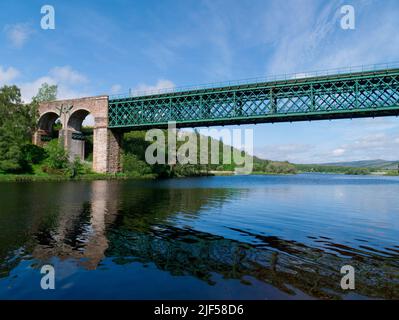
left=33, top=66, right=399, bottom=173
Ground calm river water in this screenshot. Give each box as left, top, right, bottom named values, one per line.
left=0, top=174, right=398, bottom=300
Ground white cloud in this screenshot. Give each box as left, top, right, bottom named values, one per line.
left=49, top=66, right=88, bottom=85
left=19, top=76, right=55, bottom=102
left=133, top=79, right=175, bottom=95
left=262, top=1, right=344, bottom=74
left=4, top=23, right=34, bottom=48
left=18, top=66, right=90, bottom=102
left=0, top=66, right=20, bottom=85
left=261, top=0, right=399, bottom=76
left=0, top=65, right=91, bottom=103
left=322, top=132, right=399, bottom=162
left=332, top=148, right=346, bottom=156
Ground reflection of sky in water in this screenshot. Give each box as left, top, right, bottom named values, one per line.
left=1, top=174, right=399, bottom=299
left=168, top=174, right=399, bottom=256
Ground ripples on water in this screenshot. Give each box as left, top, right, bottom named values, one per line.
left=0, top=174, right=398, bottom=299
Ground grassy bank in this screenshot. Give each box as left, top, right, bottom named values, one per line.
left=295, top=164, right=371, bottom=175
left=384, top=170, right=399, bottom=176
left=0, top=172, right=155, bottom=182
left=0, top=162, right=158, bottom=182
left=295, top=164, right=399, bottom=176
left=251, top=171, right=297, bottom=176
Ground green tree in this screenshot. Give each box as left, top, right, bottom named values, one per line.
left=43, top=139, right=69, bottom=171
left=0, top=85, right=38, bottom=173
left=265, top=161, right=297, bottom=174
left=21, top=144, right=47, bottom=164
left=345, top=167, right=370, bottom=175
left=32, top=83, right=57, bottom=103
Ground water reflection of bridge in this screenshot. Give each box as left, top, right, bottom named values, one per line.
left=31, top=181, right=120, bottom=270
left=28, top=181, right=240, bottom=270
left=1, top=181, right=398, bottom=299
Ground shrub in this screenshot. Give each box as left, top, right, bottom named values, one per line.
left=122, top=153, right=152, bottom=176
left=21, top=144, right=47, bottom=164
left=43, top=139, right=69, bottom=170
left=67, top=156, right=85, bottom=178
left=345, top=167, right=370, bottom=175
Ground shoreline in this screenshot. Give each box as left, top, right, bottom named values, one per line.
left=0, top=173, right=156, bottom=183
left=1, top=170, right=398, bottom=183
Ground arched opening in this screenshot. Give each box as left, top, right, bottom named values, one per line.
left=67, top=109, right=94, bottom=162
left=37, top=112, right=62, bottom=142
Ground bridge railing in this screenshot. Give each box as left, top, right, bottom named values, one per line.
left=109, top=62, right=399, bottom=100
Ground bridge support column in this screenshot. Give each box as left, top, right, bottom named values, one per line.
left=62, top=129, right=86, bottom=161
left=93, top=127, right=122, bottom=174
left=32, top=130, right=45, bottom=147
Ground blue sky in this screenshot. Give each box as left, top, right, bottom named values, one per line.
left=1, top=0, right=399, bottom=163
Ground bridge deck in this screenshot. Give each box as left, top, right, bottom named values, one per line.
left=108, top=68, right=399, bottom=130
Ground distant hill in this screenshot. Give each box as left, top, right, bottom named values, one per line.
left=122, top=130, right=297, bottom=177
left=319, top=160, right=399, bottom=170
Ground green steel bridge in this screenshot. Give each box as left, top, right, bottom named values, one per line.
left=108, top=64, right=399, bottom=130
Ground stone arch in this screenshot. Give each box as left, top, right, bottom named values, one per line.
left=38, top=111, right=60, bottom=132
left=66, top=109, right=94, bottom=161
left=67, top=108, right=91, bottom=131
left=35, top=111, right=62, bottom=145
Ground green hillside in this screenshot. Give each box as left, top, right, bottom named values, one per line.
left=320, top=160, right=399, bottom=170
left=122, top=130, right=297, bottom=177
